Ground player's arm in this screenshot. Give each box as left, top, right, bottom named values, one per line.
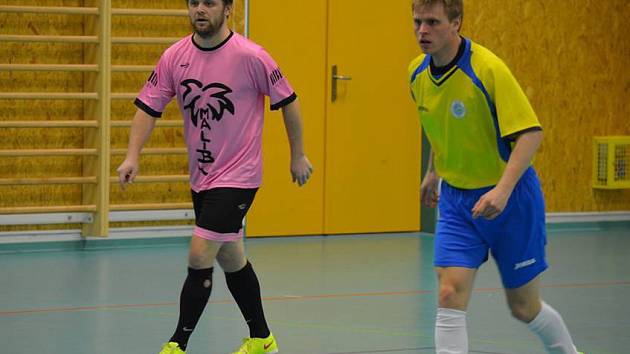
left=421, top=147, right=440, bottom=208
left=116, top=109, right=157, bottom=190
left=472, top=129, right=542, bottom=219
left=496, top=129, right=543, bottom=195
left=280, top=98, right=313, bottom=186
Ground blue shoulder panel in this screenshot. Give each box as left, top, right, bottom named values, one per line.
left=410, top=55, right=431, bottom=83
left=457, top=38, right=512, bottom=162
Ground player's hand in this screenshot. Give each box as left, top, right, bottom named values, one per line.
left=116, top=158, right=139, bottom=191
left=291, top=155, right=313, bottom=187
left=420, top=170, right=440, bottom=208
left=471, top=187, right=510, bottom=220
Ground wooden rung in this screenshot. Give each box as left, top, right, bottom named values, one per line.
left=0, top=205, right=97, bottom=214
left=108, top=175, right=188, bottom=183
left=112, top=37, right=182, bottom=45
left=0, top=148, right=98, bottom=157
left=0, top=92, right=98, bottom=100
left=110, top=148, right=187, bottom=155
left=155, top=120, right=183, bottom=127
left=0, top=64, right=98, bottom=72
left=111, top=8, right=187, bottom=16
left=110, top=93, right=137, bottom=100
left=0, top=5, right=98, bottom=15
left=0, top=120, right=98, bottom=128
left=110, top=203, right=192, bottom=211
left=0, top=35, right=99, bottom=43
left=111, top=65, right=154, bottom=72
left=0, top=177, right=97, bottom=185
left=110, top=120, right=182, bottom=127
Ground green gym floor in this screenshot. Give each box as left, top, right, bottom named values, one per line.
left=1, top=227, right=628, bottom=354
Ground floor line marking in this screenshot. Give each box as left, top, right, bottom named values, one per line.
left=324, top=350, right=505, bottom=354
left=1, top=280, right=628, bottom=317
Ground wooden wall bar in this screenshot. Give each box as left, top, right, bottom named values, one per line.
left=0, top=0, right=245, bottom=233
left=0, top=0, right=86, bottom=232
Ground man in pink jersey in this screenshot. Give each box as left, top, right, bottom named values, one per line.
left=116, top=1, right=312, bottom=353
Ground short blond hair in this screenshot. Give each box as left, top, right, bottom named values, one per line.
left=412, top=0, right=463, bottom=22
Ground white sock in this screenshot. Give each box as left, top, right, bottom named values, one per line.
left=435, top=307, right=468, bottom=354
left=527, top=302, right=579, bottom=354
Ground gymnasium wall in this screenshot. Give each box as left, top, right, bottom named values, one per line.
left=461, top=0, right=630, bottom=211
left=1, top=1, right=628, bottom=236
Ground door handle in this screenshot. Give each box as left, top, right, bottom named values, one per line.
left=331, top=65, right=352, bottom=102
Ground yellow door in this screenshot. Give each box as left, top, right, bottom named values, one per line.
left=247, top=0, right=421, bottom=236
left=324, top=1, right=421, bottom=234
left=246, top=1, right=327, bottom=236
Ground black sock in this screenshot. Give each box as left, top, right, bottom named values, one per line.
left=170, top=267, right=213, bottom=350
left=225, top=261, right=270, bottom=338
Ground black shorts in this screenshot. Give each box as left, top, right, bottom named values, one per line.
left=191, top=187, right=258, bottom=242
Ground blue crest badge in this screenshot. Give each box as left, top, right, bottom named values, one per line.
left=451, top=100, right=466, bottom=119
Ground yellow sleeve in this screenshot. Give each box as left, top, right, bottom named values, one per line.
left=483, top=58, right=541, bottom=137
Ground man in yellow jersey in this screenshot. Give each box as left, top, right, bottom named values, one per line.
left=408, top=1, right=583, bottom=353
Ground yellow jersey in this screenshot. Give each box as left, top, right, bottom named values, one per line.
left=409, top=38, right=540, bottom=189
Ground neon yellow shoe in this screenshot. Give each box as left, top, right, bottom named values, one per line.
left=231, top=333, right=278, bottom=354
left=159, top=342, right=185, bottom=354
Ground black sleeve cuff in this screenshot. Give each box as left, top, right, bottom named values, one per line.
left=270, top=92, right=297, bottom=111
left=134, top=98, right=162, bottom=118
left=504, top=126, right=542, bottom=141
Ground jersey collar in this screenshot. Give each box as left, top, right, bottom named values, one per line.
left=191, top=30, right=234, bottom=52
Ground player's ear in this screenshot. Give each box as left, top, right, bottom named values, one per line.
left=225, top=3, right=232, bottom=18
left=452, top=16, right=462, bottom=33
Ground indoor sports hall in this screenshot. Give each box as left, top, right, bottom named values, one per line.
left=1, top=1, right=629, bottom=354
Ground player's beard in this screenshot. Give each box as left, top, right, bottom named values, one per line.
left=191, top=14, right=226, bottom=39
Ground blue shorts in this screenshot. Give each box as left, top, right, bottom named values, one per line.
left=434, top=167, right=548, bottom=289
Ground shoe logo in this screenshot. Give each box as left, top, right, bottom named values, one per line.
left=238, top=203, right=248, bottom=210
left=183, top=327, right=194, bottom=332
left=264, top=340, right=274, bottom=350
left=514, top=258, right=536, bottom=270
left=180, top=63, right=190, bottom=68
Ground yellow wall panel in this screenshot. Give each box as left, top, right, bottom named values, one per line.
left=462, top=0, right=630, bottom=211
left=323, top=0, right=420, bottom=234
left=247, top=0, right=327, bottom=236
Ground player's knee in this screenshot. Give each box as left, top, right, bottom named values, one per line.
left=508, top=301, right=537, bottom=322
left=215, top=250, right=233, bottom=267
left=216, top=250, right=245, bottom=272
left=188, top=248, right=212, bottom=269
left=438, top=284, right=459, bottom=307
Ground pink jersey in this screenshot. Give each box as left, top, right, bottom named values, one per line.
left=135, top=32, right=296, bottom=192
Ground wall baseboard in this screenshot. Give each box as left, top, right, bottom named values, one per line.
left=1, top=211, right=628, bottom=250
left=546, top=211, right=630, bottom=223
